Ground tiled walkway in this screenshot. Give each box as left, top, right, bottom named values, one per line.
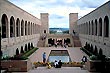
left=34, top=47, right=89, bottom=62
left=12, top=47, right=99, bottom=73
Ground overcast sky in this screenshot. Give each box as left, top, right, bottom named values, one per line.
left=9, top=0, right=109, bottom=28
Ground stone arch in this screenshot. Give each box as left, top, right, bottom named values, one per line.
left=104, top=16, right=109, bottom=37
left=25, top=21, right=27, bottom=35
left=28, top=21, right=30, bottom=35
left=21, top=19, right=24, bottom=36
left=95, top=19, right=97, bottom=36
left=1, top=14, right=8, bottom=38
left=16, top=18, right=20, bottom=37
left=10, top=16, right=15, bottom=37
left=99, top=18, right=102, bottom=36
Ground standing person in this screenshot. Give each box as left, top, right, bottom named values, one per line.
left=58, top=60, right=62, bottom=68
left=43, top=52, right=46, bottom=63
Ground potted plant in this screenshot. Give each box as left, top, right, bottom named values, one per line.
left=86, top=48, right=107, bottom=72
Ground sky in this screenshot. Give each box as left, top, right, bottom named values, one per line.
left=9, top=0, right=109, bottom=28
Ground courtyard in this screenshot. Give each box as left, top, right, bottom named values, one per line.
left=10, top=47, right=99, bottom=73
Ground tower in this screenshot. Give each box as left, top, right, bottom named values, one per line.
left=69, top=13, right=78, bottom=35
left=40, top=13, right=49, bottom=35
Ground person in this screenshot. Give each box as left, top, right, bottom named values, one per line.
left=46, top=63, right=52, bottom=69
left=43, top=52, right=46, bottom=63
left=54, top=60, right=58, bottom=68
left=64, top=43, right=66, bottom=48
left=58, top=60, right=62, bottom=68
left=82, top=56, right=87, bottom=63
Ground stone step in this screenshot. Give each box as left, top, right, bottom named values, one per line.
left=73, top=40, right=82, bottom=47
left=29, top=67, right=88, bottom=73
left=37, top=40, right=45, bottom=47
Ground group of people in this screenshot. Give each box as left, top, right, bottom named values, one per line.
left=54, top=60, right=62, bottom=68
left=43, top=52, right=62, bottom=68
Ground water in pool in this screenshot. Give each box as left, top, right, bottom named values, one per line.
left=48, top=50, right=71, bottom=62
left=49, top=56, right=70, bottom=62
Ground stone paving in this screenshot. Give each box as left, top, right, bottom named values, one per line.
left=11, top=47, right=95, bottom=73
left=28, top=67, right=88, bottom=73
left=34, top=46, right=89, bottom=62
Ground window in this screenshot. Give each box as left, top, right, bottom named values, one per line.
left=28, top=22, right=30, bottom=35
left=99, top=18, right=102, bottom=36
left=10, top=16, right=15, bottom=37
left=104, top=16, right=109, bottom=37
left=91, top=20, right=94, bottom=35
left=25, top=21, right=27, bottom=35
left=21, top=19, right=24, bottom=36
left=16, top=18, right=20, bottom=37
left=89, top=21, right=90, bottom=35
left=44, top=30, right=46, bottom=33
left=95, top=19, right=97, bottom=36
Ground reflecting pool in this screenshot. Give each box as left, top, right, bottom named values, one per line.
left=48, top=50, right=71, bottom=62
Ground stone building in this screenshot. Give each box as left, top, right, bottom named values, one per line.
left=0, top=0, right=48, bottom=56
left=0, top=0, right=110, bottom=58
left=72, top=1, right=110, bottom=57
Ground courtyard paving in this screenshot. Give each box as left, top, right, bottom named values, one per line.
left=11, top=46, right=99, bottom=73
left=34, top=46, right=89, bottom=62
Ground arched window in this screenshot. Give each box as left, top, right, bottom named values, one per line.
left=28, top=22, right=30, bottom=35
left=16, top=18, right=20, bottom=37
left=33, top=24, right=35, bottom=34
left=86, top=22, right=88, bottom=34
left=32, top=23, right=34, bottom=34
left=10, top=16, right=15, bottom=37
left=1, top=14, right=8, bottom=38
left=21, top=19, right=24, bottom=36
left=91, top=20, right=94, bottom=35
left=44, top=30, right=46, bottom=33
left=25, top=21, right=27, bottom=35
left=35, top=24, right=37, bottom=34
left=89, top=21, right=90, bottom=35
left=99, top=18, right=102, bottom=36
left=31, top=22, right=32, bottom=35
left=95, top=19, right=97, bottom=36
left=104, top=16, right=109, bottom=37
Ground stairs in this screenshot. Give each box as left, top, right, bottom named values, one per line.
left=37, top=38, right=46, bottom=47
left=72, top=36, right=82, bottom=47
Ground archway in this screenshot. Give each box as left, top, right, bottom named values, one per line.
left=28, top=22, right=30, bottom=35
left=21, top=19, right=24, bottom=36
left=104, top=16, right=109, bottom=37
left=1, top=14, right=8, bottom=38
left=10, top=16, right=15, bottom=37
left=25, top=21, right=27, bottom=35
left=16, top=18, right=20, bottom=37
left=99, top=18, right=102, bottom=36
left=95, top=19, right=97, bottom=36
